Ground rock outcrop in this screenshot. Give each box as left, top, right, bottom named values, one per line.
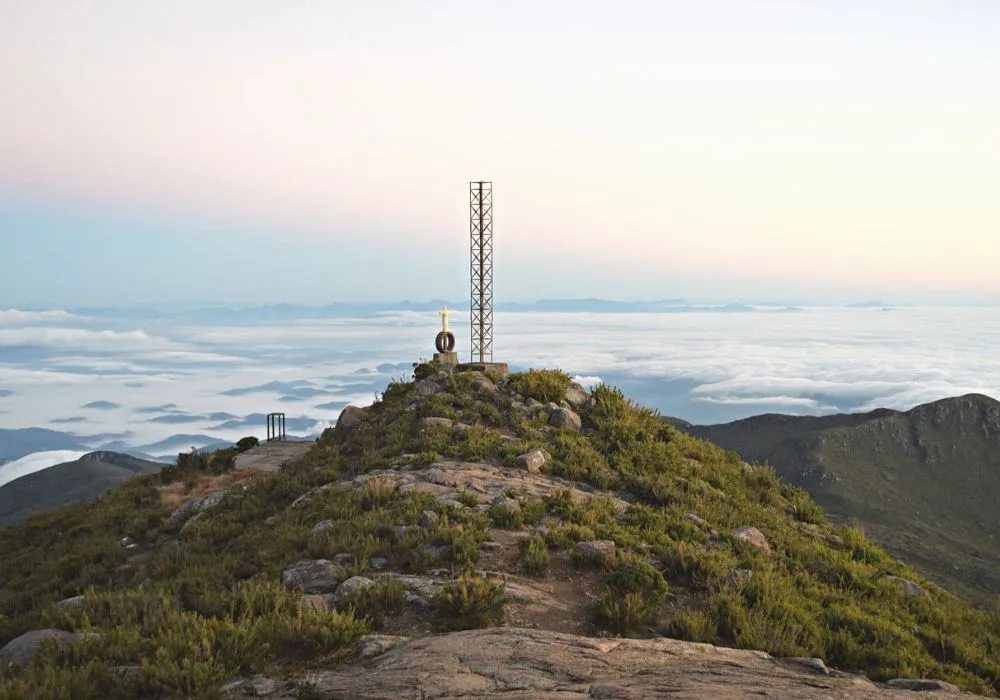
left=222, top=627, right=982, bottom=699
left=1, top=629, right=101, bottom=670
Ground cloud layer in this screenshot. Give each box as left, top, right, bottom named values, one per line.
left=0, top=305, right=998, bottom=452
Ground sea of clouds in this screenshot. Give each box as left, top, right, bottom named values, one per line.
left=0, top=304, right=998, bottom=479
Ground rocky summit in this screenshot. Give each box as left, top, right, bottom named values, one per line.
left=0, top=365, right=998, bottom=699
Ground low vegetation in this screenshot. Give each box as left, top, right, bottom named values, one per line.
left=0, top=366, right=998, bottom=697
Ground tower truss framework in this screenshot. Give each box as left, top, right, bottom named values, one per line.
left=469, top=181, right=494, bottom=363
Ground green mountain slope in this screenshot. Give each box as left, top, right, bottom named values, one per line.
left=0, top=368, right=998, bottom=698
left=669, top=394, right=1000, bottom=605
left=0, top=452, right=167, bottom=528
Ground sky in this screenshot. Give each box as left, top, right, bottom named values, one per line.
left=1, top=1, right=999, bottom=306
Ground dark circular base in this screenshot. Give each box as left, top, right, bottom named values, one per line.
left=435, top=331, right=456, bottom=353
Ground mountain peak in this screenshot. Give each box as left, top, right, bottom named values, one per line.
left=1, top=366, right=997, bottom=697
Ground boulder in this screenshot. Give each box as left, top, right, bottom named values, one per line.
left=280, top=560, right=346, bottom=594
left=419, top=417, right=455, bottom=431
left=420, top=510, right=440, bottom=528
left=54, top=595, right=85, bottom=613
left=168, top=491, right=226, bottom=523
left=311, top=520, right=336, bottom=536
left=575, top=540, right=615, bottom=563
left=472, top=375, right=497, bottom=394
left=298, top=594, right=335, bottom=611
left=517, top=448, right=551, bottom=474
left=733, top=526, right=772, bottom=556
left=884, top=576, right=928, bottom=598
left=333, top=576, right=375, bottom=602
left=887, top=678, right=959, bottom=692
left=368, top=557, right=389, bottom=571
left=1, top=629, right=101, bottom=670
left=683, top=512, right=710, bottom=529
left=565, top=383, right=589, bottom=408
left=412, top=377, right=444, bottom=397
left=180, top=511, right=206, bottom=533
left=357, top=634, right=409, bottom=660
left=547, top=407, right=582, bottom=431
left=336, top=405, right=366, bottom=433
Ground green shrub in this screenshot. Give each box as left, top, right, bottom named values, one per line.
left=435, top=575, right=508, bottom=630
left=666, top=609, right=719, bottom=643
left=236, top=436, right=260, bottom=454
left=489, top=503, right=523, bottom=530
left=592, top=557, right=670, bottom=633
left=507, top=369, right=572, bottom=403
left=518, top=535, right=551, bottom=576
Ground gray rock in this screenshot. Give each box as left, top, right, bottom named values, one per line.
left=781, top=657, right=829, bottom=675
left=420, top=543, right=452, bottom=560
left=412, top=377, right=443, bottom=397
left=180, top=511, right=206, bottom=533
left=55, top=595, right=85, bottom=613
left=169, top=491, right=225, bottom=523
left=733, top=526, right=772, bottom=556
left=547, top=407, right=582, bottom=431
left=517, top=448, right=551, bottom=474
left=683, top=512, right=710, bottom=529
left=404, top=592, right=435, bottom=610
left=390, top=525, right=416, bottom=538
left=333, top=576, right=375, bottom=601
left=884, top=575, right=928, bottom=598
left=419, top=417, right=454, bottom=431
left=298, top=594, right=334, bottom=611
left=280, top=560, right=346, bottom=594
left=333, top=552, right=355, bottom=567
left=575, top=540, right=615, bottom=563
left=230, top=627, right=981, bottom=699
left=335, top=405, right=366, bottom=433
left=490, top=496, right=521, bottom=511
left=420, top=510, right=440, bottom=528
left=565, top=383, right=589, bottom=408
left=221, top=675, right=279, bottom=697
left=311, top=520, right=336, bottom=536
left=357, top=634, right=409, bottom=660
left=887, top=678, right=959, bottom=691
left=472, top=376, right=497, bottom=393
left=290, top=483, right=338, bottom=508
left=368, top=557, right=389, bottom=571
left=1, top=629, right=101, bottom=670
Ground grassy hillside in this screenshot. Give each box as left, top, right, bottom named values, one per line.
left=0, top=368, right=998, bottom=698
left=0, top=452, right=167, bottom=528
left=672, top=394, right=1000, bottom=604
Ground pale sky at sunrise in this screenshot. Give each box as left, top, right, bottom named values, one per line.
left=1, top=1, right=998, bottom=306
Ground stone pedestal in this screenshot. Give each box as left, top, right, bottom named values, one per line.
left=433, top=352, right=459, bottom=367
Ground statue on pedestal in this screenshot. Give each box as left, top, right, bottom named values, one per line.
left=434, top=306, right=457, bottom=365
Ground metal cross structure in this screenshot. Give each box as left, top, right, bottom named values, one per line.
left=469, top=181, right=494, bottom=363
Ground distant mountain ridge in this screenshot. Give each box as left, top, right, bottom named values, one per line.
left=669, top=393, right=1000, bottom=604
left=0, top=451, right=167, bottom=527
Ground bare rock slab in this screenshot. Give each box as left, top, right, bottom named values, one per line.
left=222, top=627, right=984, bottom=699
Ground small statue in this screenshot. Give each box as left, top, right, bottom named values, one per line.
left=435, top=306, right=456, bottom=354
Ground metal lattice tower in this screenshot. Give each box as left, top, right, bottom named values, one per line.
left=469, top=181, right=494, bottom=363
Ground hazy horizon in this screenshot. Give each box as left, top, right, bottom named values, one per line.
left=2, top=2, right=1000, bottom=307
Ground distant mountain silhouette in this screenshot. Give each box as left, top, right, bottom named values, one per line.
left=668, top=393, right=1000, bottom=604
left=0, top=451, right=166, bottom=527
